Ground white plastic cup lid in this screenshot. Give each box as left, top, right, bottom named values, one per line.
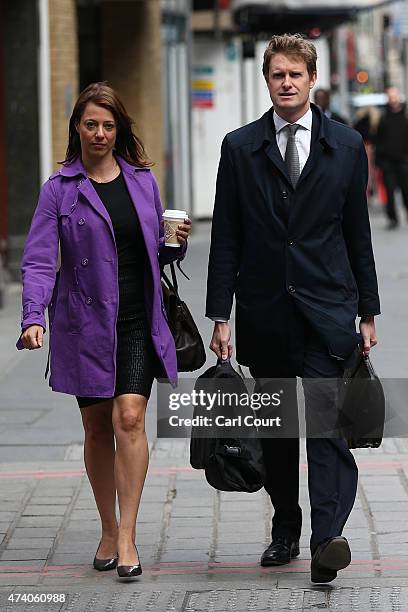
left=162, top=209, right=187, bottom=219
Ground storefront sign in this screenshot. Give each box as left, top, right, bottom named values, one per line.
left=192, top=66, right=215, bottom=109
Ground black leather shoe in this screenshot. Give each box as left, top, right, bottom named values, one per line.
left=311, top=536, right=351, bottom=583
left=117, top=563, right=142, bottom=578
left=93, top=541, right=118, bottom=572
left=117, top=545, right=142, bottom=578
left=260, top=537, right=300, bottom=566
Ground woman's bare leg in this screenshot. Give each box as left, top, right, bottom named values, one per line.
left=80, top=400, right=118, bottom=558
left=112, top=394, right=149, bottom=565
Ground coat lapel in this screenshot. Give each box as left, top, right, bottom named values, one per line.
left=264, top=139, right=292, bottom=185
left=295, top=110, right=323, bottom=189
left=263, top=113, right=292, bottom=186
left=121, top=166, right=159, bottom=277
left=78, top=179, right=116, bottom=241
left=288, top=107, right=338, bottom=227
left=251, top=110, right=292, bottom=235
left=76, top=157, right=157, bottom=256
left=60, top=156, right=116, bottom=241
left=252, top=109, right=292, bottom=186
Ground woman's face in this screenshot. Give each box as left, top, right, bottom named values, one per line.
left=76, top=102, right=117, bottom=160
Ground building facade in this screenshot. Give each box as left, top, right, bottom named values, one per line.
left=0, top=0, right=192, bottom=280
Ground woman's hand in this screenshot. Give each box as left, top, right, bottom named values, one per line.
left=176, top=218, right=192, bottom=244
left=21, top=325, right=44, bottom=350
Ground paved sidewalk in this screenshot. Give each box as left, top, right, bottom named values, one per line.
left=0, top=216, right=408, bottom=610
left=2, top=440, right=408, bottom=610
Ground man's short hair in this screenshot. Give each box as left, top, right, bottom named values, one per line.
left=263, top=34, right=317, bottom=80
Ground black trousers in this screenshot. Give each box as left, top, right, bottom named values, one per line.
left=250, top=334, right=358, bottom=553
left=381, top=159, right=408, bottom=222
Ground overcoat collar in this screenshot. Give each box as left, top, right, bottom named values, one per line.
left=252, top=102, right=338, bottom=155
left=251, top=102, right=338, bottom=191
left=58, top=155, right=152, bottom=245
left=58, top=154, right=149, bottom=178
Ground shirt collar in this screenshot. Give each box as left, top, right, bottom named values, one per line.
left=273, top=107, right=313, bottom=134
left=252, top=104, right=337, bottom=152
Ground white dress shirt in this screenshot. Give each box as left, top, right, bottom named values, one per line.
left=211, top=107, right=313, bottom=323
left=274, top=107, right=313, bottom=174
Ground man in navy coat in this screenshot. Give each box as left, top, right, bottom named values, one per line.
left=206, top=34, right=380, bottom=583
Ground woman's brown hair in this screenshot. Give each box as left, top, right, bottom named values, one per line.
left=62, top=82, right=152, bottom=167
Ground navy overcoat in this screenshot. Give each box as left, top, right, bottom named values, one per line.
left=206, top=104, right=380, bottom=370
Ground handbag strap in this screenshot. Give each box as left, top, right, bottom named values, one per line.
left=161, top=260, right=190, bottom=297
left=161, top=267, right=180, bottom=300
left=174, top=260, right=190, bottom=281
left=170, top=261, right=178, bottom=292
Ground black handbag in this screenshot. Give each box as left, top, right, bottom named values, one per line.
left=339, top=346, right=385, bottom=449
left=190, top=360, right=265, bottom=493
left=161, top=261, right=206, bottom=372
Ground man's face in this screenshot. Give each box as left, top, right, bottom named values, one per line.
left=266, top=53, right=317, bottom=119
left=387, top=87, right=401, bottom=110
left=314, top=90, right=330, bottom=111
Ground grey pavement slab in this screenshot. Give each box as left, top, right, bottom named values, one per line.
left=12, top=528, right=60, bottom=539
left=17, top=517, right=64, bottom=528
left=6, top=539, right=55, bottom=550
left=0, top=550, right=49, bottom=561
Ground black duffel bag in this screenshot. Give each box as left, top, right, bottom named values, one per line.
left=161, top=261, right=206, bottom=372
left=190, top=359, right=265, bottom=493
left=339, top=346, right=385, bottom=449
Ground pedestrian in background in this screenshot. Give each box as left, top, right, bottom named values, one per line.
left=353, top=106, right=385, bottom=204
left=375, top=86, right=408, bottom=229
left=207, top=34, right=379, bottom=583
left=314, top=87, right=348, bottom=125
left=17, top=83, right=191, bottom=579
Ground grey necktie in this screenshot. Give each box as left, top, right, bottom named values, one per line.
left=284, top=124, right=300, bottom=188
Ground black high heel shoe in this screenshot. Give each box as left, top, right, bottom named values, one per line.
left=117, top=544, right=142, bottom=578
left=93, top=540, right=118, bottom=571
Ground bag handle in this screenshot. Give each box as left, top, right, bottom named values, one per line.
left=161, top=261, right=190, bottom=296
left=215, top=358, right=245, bottom=380
left=161, top=267, right=180, bottom=300
left=175, top=259, right=190, bottom=280
left=170, top=261, right=178, bottom=292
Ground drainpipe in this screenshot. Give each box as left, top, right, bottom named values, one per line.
left=38, top=0, right=53, bottom=185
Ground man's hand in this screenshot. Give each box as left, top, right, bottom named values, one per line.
left=359, top=316, right=378, bottom=355
left=209, top=322, right=233, bottom=361
left=21, top=325, right=44, bottom=350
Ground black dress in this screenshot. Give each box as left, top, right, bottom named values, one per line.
left=76, top=172, right=158, bottom=408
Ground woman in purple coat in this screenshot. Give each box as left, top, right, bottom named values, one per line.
left=18, top=83, right=191, bottom=578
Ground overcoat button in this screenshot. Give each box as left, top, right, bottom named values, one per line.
left=86, top=297, right=93, bottom=305
left=282, top=191, right=288, bottom=199
left=81, top=258, right=89, bottom=266
left=78, top=218, right=85, bottom=225
left=288, top=240, right=294, bottom=246
left=288, top=285, right=296, bottom=293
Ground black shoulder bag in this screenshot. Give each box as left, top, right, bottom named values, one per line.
left=190, top=359, right=265, bottom=493
left=161, top=261, right=206, bottom=372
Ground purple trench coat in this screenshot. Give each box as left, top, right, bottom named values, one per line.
left=16, top=156, right=187, bottom=396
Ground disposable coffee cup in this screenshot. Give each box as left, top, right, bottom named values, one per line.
left=162, top=209, right=188, bottom=247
